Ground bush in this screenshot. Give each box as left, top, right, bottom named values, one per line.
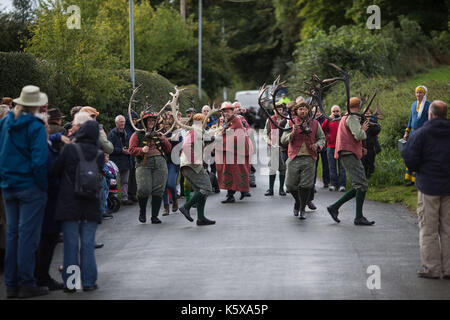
left=0, top=52, right=209, bottom=132
left=0, top=52, right=54, bottom=101
left=369, top=147, right=406, bottom=187
left=288, top=17, right=445, bottom=92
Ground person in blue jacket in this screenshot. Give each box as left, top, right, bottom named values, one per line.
left=403, top=85, right=431, bottom=186
left=0, top=86, right=49, bottom=299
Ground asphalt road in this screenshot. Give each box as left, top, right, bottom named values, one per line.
left=1, top=133, right=449, bottom=300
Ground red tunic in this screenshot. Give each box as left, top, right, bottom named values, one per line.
left=287, top=117, right=319, bottom=160
left=215, top=116, right=253, bottom=192
left=334, top=115, right=363, bottom=160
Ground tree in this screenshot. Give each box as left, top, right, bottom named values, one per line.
left=297, top=0, right=353, bottom=40
left=345, top=0, right=449, bottom=34
left=0, top=0, right=36, bottom=52
left=26, top=0, right=127, bottom=112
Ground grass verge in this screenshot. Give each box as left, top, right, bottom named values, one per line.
left=366, top=185, right=418, bottom=213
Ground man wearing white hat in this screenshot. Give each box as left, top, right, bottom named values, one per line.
left=0, top=85, right=50, bottom=298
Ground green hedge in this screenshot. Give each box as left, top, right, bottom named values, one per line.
left=1, top=52, right=210, bottom=132
left=0, top=52, right=59, bottom=104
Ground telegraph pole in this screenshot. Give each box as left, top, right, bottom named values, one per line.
left=198, top=0, right=202, bottom=100
left=180, top=0, right=186, bottom=21
left=129, top=0, right=135, bottom=88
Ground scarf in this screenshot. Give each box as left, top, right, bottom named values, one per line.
left=415, top=85, right=428, bottom=119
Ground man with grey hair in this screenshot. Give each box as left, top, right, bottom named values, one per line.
left=202, top=105, right=210, bottom=116
left=321, top=105, right=346, bottom=192
left=68, top=111, right=91, bottom=136
left=108, top=115, right=133, bottom=205
left=402, top=100, right=450, bottom=279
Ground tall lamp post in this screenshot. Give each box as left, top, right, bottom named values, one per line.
left=198, top=0, right=202, bottom=100
left=129, top=0, right=135, bottom=88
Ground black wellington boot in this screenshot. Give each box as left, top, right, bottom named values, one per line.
left=138, top=196, right=148, bottom=223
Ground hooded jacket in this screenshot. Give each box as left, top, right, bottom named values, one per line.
left=402, top=118, right=450, bottom=196
left=51, top=120, right=104, bottom=223
left=0, top=111, right=48, bottom=191
left=107, top=127, right=131, bottom=171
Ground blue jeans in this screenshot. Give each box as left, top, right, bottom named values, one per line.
left=2, top=185, right=47, bottom=289
left=100, top=177, right=109, bottom=214
left=327, top=147, right=346, bottom=188
left=61, top=221, right=98, bottom=288
left=163, top=162, right=180, bottom=205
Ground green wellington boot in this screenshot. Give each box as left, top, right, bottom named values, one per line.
left=354, top=190, right=375, bottom=226
left=327, top=188, right=357, bottom=223
left=196, top=193, right=215, bottom=226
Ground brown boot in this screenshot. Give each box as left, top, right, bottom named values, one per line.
left=162, top=204, right=169, bottom=216
left=172, top=198, right=178, bottom=212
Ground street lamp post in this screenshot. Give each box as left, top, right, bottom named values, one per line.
left=198, top=0, right=202, bottom=100
left=129, top=0, right=135, bottom=88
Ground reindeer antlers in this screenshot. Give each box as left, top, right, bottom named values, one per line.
left=128, top=84, right=146, bottom=132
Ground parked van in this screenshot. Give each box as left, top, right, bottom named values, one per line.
left=234, top=90, right=260, bottom=109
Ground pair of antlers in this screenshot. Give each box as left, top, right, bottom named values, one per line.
left=128, top=85, right=222, bottom=137
left=258, top=76, right=313, bottom=133
left=303, top=63, right=383, bottom=123
left=258, top=64, right=383, bottom=133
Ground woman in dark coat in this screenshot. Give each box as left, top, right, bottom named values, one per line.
left=51, top=120, right=104, bottom=292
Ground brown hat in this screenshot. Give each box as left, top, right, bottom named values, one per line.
left=349, top=97, right=361, bottom=109
left=220, top=102, right=234, bottom=111
left=80, top=106, right=99, bottom=118
left=48, top=108, right=65, bottom=120
left=1, top=97, right=12, bottom=105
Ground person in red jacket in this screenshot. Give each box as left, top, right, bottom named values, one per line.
left=216, top=102, right=253, bottom=203
left=326, top=98, right=374, bottom=226
left=321, top=105, right=346, bottom=192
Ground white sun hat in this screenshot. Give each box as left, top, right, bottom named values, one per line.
left=13, top=85, right=48, bottom=107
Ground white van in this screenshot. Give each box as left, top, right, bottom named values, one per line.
left=234, top=86, right=277, bottom=109
left=234, top=90, right=260, bottom=109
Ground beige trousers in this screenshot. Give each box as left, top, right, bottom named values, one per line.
left=417, top=192, right=450, bottom=276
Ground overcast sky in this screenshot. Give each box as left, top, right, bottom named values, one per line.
left=0, top=0, right=13, bottom=12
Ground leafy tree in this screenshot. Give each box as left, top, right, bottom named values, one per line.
left=297, top=0, right=353, bottom=40
left=0, top=0, right=36, bottom=51
left=271, top=0, right=302, bottom=76
left=345, top=0, right=449, bottom=34
left=26, top=0, right=127, bottom=111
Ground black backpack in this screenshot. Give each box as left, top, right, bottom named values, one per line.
left=72, top=143, right=102, bottom=199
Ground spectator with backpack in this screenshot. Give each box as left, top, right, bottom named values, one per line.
left=51, top=120, right=104, bottom=293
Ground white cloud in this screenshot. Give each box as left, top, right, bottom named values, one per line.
left=0, top=0, right=13, bottom=12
